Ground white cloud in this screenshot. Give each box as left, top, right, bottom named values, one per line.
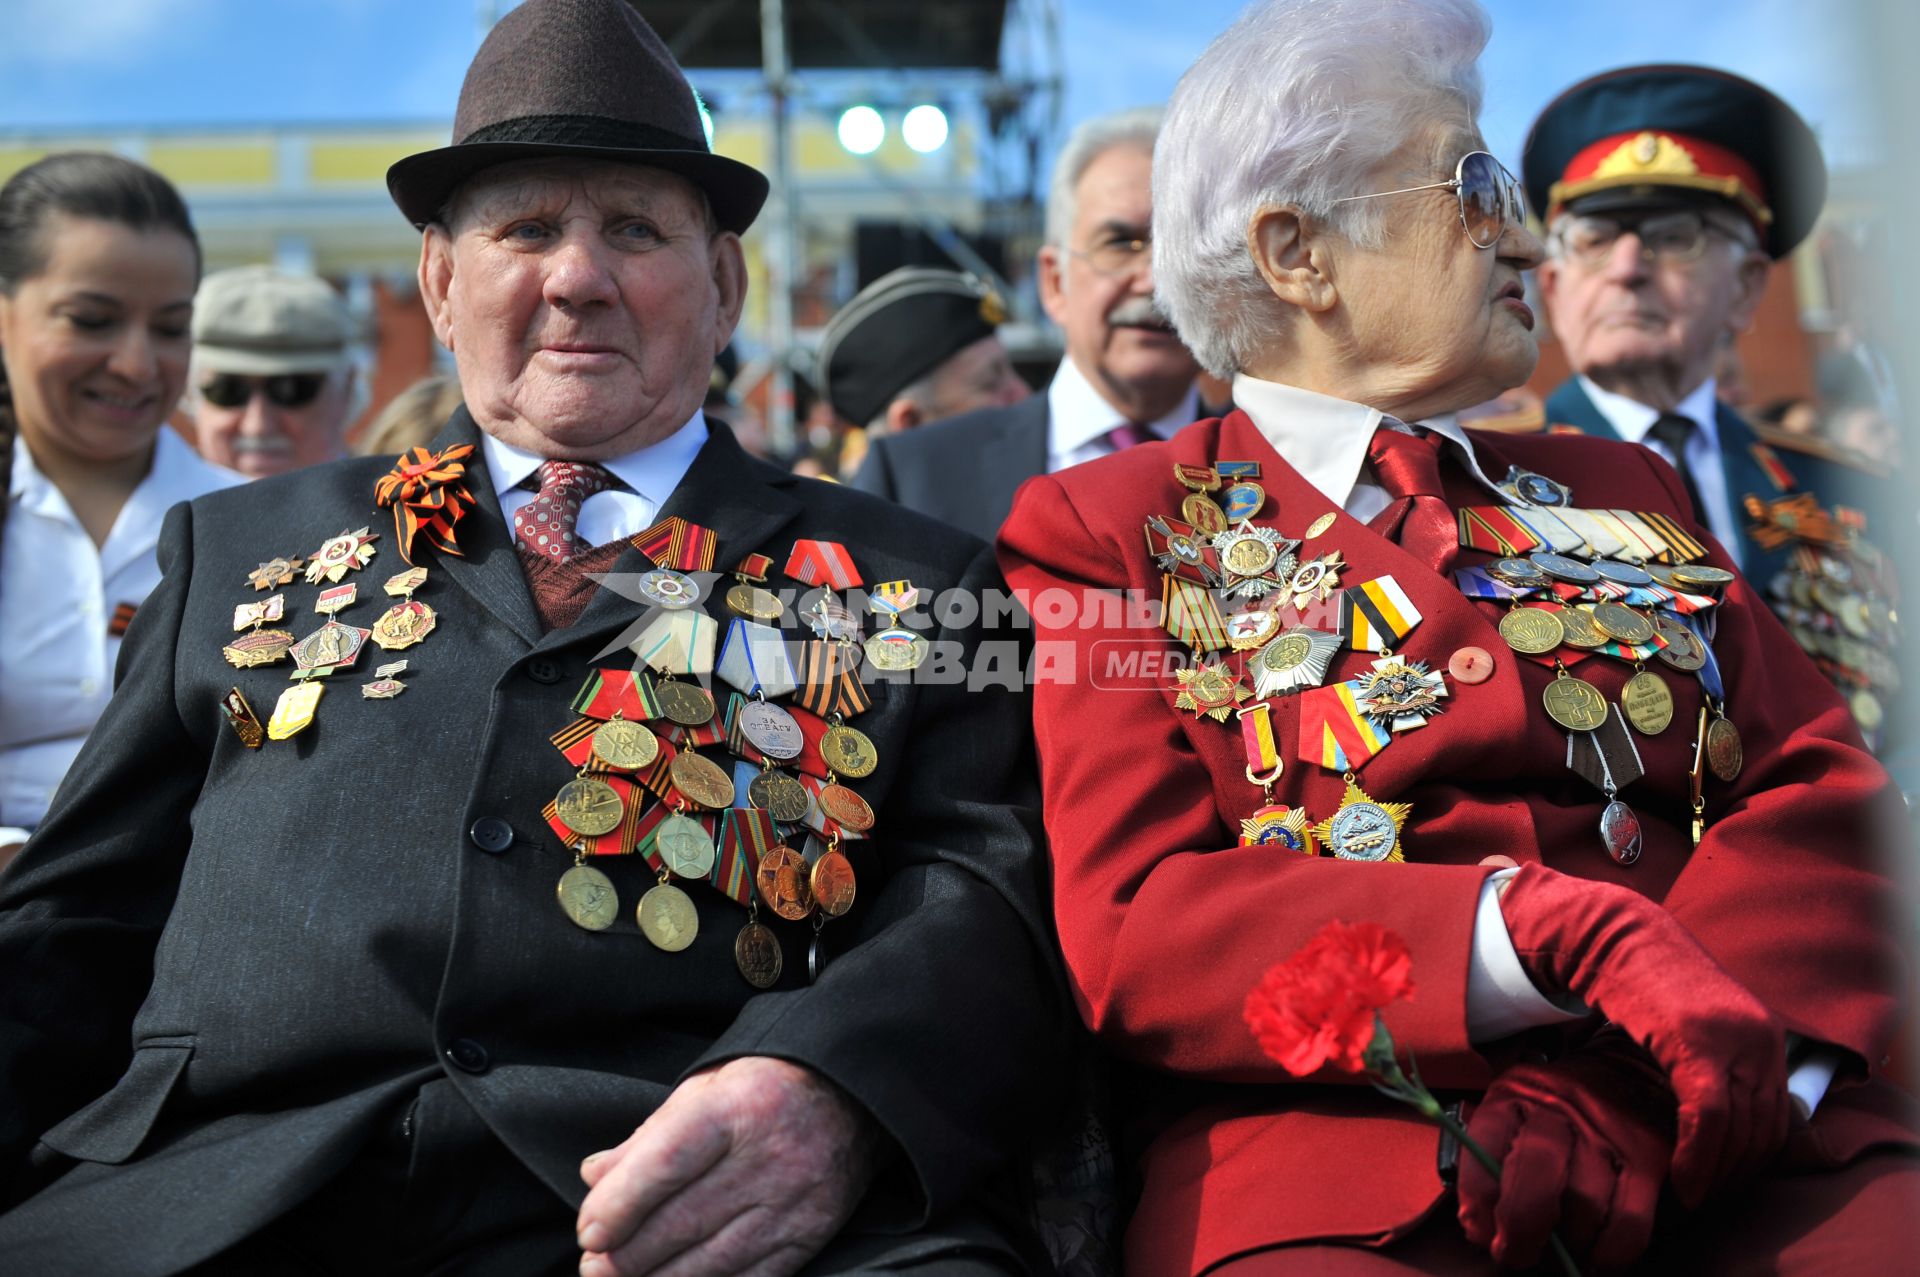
left=1, top=0, right=214, bottom=66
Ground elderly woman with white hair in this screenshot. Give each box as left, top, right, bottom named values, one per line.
left=1000, top=0, right=1917, bottom=1273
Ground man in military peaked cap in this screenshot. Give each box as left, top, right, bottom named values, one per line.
left=0, top=2, right=1061, bottom=1274
left=1527, top=65, right=1912, bottom=777
left=817, top=267, right=1029, bottom=434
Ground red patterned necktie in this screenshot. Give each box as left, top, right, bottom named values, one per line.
left=1103, top=422, right=1156, bottom=452
left=1365, top=427, right=1457, bottom=575
left=513, top=460, right=616, bottom=565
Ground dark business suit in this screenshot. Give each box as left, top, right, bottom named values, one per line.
left=0, top=412, right=1062, bottom=1275
left=852, top=394, right=1048, bottom=543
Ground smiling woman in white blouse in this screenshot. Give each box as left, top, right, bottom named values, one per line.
left=0, top=152, right=241, bottom=862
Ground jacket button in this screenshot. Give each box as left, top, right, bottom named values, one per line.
left=446, top=1038, right=490, bottom=1074
left=526, top=659, right=563, bottom=685
left=469, top=818, right=514, bottom=854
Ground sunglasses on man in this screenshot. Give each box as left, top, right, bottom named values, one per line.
left=199, top=372, right=329, bottom=410
left=1333, top=150, right=1527, bottom=249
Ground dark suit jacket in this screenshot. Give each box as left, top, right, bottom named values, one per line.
left=0, top=413, right=1063, bottom=1275
left=851, top=394, right=1048, bottom=543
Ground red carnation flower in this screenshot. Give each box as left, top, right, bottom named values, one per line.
left=1243, top=919, right=1415, bottom=1075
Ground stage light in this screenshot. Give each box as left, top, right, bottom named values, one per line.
left=902, top=104, right=949, bottom=153
left=837, top=106, right=885, bottom=155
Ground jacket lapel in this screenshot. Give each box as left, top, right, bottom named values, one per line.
left=418, top=408, right=545, bottom=647
left=549, top=422, right=806, bottom=655
left=1544, top=378, right=1621, bottom=440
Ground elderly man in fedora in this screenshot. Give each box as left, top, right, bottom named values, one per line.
left=0, top=2, right=1060, bottom=1274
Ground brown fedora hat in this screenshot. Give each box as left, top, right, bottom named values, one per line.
left=387, top=0, right=769, bottom=233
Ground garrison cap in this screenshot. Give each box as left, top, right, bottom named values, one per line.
left=816, top=268, right=1008, bottom=426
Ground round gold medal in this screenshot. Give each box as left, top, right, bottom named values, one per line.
left=1706, top=715, right=1744, bottom=781
left=556, top=864, right=619, bottom=932
left=1542, top=674, right=1608, bottom=732
left=656, top=680, right=716, bottom=727
left=1182, top=493, right=1228, bottom=535
left=1851, top=689, right=1886, bottom=734
left=1672, top=564, right=1736, bottom=590
left=1620, top=670, right=1674, bottom=735
left=1591, top=602, right=1655, bottom=645
left=669, top=752, right=735, bottom=809
left=817, top=783, right=875, bottom=832
left=591, top=717, right=659, bottom=771
left=754, top=844, right=815, bottom=920
left=810, top=849, right=857, bottom=917
left=637, top=882, right=698, bottom=952
left=656, top=811, right=717, bottom=878
left=1260, top=632, right=1313, bottom=674
left=1221, top=536, right=1276, bottom=578
left=727, top=583, right=785, bottom=622
left=821, top=724, right=879, bottom=778
left=1498, top=607, right=1564, bottom=655
left=748, top=769, right=812, bottom=823
left=734, top=920, right=783, bottom=988
left=1304, top=512, right=1338, bottom=540
left=1556, top=605, right=1609, bottom=650
left=555, top=776, right=624, bottom=837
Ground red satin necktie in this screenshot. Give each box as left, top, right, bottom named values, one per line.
left=1364, top=426, right=1458, bottom=576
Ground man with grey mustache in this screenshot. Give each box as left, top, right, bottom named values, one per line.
left=853, top=107, right=1202, bottom=541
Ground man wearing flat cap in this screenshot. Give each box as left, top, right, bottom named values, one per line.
left=191, top=265, right=361, bottom=480
left=818, top=267, right=1029, bottom=437
left=1528, top=65, right=1911, bottom=774
left=0, top=2, right=1061, bottom=1274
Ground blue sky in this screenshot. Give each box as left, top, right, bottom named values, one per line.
left=0, top=0, right=1875, bottom=171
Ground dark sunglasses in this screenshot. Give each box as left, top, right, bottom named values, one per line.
left=1334, top=150, right=1527, bottom=249
left=200, top=373, right=328, bottom=409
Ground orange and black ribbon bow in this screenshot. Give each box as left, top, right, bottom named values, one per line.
left=373, top=444, right=477, bottom=564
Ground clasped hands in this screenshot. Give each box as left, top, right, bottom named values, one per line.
left=577, top=1056, right=881, bottom=1277
left=1460, top=864, right=1793, bottom=1268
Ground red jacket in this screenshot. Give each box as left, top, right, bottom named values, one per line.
left=998, top=409, right=1911, bottom=1275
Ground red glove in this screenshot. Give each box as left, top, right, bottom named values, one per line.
left=1459, top=1036, right=1674, bottom=1270
left=1498, top=863, right=1788, bottom=1207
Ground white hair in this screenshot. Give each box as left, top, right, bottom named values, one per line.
left=1046, top=107, right=1163, bottom=250
left=1153, top=0, right=1493, bottom=377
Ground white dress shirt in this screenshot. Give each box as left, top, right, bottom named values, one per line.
left=1046, top=356, right=1199, bottom=473
left=1230, top=373, right=1835, bottom=1110
left=1, top=429, right=243, bottom=835
left=481, top=409, right=708, bottom=546
left=1577, top=375, right=1740, bottom=567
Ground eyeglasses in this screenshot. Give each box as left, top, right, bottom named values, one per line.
left=1070, top=232, right=1152, bottom=278
left=200, top=372, right=328, bottom=410
left=1551, top=210, right=1736, bottom=271
left=1333, top=150, right=1526, bottom=250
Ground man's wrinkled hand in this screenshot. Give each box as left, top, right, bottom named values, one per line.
left=576, top=1056, right=881, bottom=1277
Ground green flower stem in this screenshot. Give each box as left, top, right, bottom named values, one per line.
left=1365, top=1022, right=1582, bottom=1277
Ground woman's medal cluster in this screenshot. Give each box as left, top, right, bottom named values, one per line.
left=542, top=518, right=908, bottom=988
left=1458, top=469, right=1740, bottom=862
left=1146, top=462, right=1428, bottom=864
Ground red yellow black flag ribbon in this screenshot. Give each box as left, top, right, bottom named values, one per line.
left=373, top=444, right=477, bottom=564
